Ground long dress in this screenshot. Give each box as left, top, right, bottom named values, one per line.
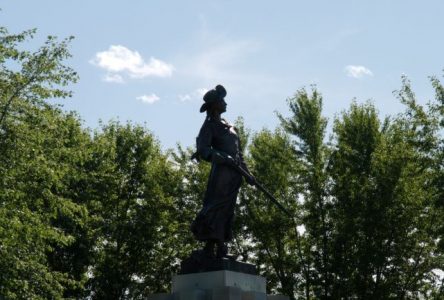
left=191, top=116, right=247, bottom=243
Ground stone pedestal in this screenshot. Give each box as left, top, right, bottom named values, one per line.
left=173, top=270, right=266, bottom=293
left=147, top=256, right=288, bottom=300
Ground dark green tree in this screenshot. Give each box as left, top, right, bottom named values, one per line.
left=278, top=87, right=330, bottom=299
left=170, top=145, right=209, bottom=261
left=0, top=27, right=77, bottom=128
left=238, top=128, right=305, bottom=299
left=0, top=27, right=87, bottom=299
left=328, top=99, right=442, bottom=298
left=85, top=122, right=179, bottom=299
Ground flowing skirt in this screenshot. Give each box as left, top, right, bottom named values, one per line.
left=191, top=163, right=242, bottom=242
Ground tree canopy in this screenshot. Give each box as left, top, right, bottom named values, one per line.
left=1, top=27, right=443, bottom=299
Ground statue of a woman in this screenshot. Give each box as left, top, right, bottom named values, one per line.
left=191, top=85, right=255, bottom=259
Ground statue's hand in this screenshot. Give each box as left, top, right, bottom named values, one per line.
left=224, top=155, right=236, bottom=166
left=212, top=152, right=235, bottom=165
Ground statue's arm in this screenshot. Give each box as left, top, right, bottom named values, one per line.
left=196, top=122, right=214, bottom=162
left=197, top=122, right=235, bottom=165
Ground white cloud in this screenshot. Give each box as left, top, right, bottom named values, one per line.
left=177, top=88, right=209, bottom=103
left=175, top=22, right=262, bottom=89
left=103, top=73, right=124, bottom=83
left=90, top=45, right=174, bottom=82
left=195, top=88, right=208, bottom=97
left=178, top=94, right=191, bottom=102
left=136, top=94, right=160, bottom=104
left=175, top=24, right=281, bottom=105
left=190, top=40, right=260, bottom=82
left=345, top=65, right=373, bottom=78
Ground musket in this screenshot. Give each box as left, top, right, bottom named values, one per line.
left=191, top=151, right=292, bottom=217
left=230, top=162, right=292, bottom=218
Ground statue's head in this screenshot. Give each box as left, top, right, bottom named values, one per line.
left=200, top=85, right=227, bottom=114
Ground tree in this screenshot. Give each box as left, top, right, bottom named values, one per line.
left=85, top=122, right=179, bottom=299
left=0, top=27, right=77, bottom=128
left=273, top=84, right=444, bottom=298
left=278, top=87, right=330, bottom=299
left=237, top=128, right=305, bottom=299
left=170, top=145, right=209, bottom=261
left=0, top=27, right=85, bottom=299
left=430, top=74, right=444, bottom=296
left=392, top=76, right=444, bottom=297
left=1, top=23, right=443, bottom=299
left=328, top=99, right=442, bottom=298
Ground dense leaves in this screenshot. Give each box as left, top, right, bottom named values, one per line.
left=1, top=26, right=443, bottom=299
left=0, top=27, right=84, bottom=299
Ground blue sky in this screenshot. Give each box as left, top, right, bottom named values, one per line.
left=2, top=1, right=444, bottom=149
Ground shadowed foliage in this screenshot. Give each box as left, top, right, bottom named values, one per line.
left=1, top=26, right=443, bottom=299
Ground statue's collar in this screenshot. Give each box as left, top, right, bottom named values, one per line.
left=206, top=116, right=232, bottom=128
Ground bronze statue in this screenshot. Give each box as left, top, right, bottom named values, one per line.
left=191, top=85, right=255, bottom=259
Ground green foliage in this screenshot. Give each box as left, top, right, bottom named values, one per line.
left=278, top=87, right=330, bottom=298
left=0, top=101, right=91, bottom=299
left=1, top=23, right=443, bottom=300
left=0, top=27, right=78, bottom=127
left=85, top=122, right=179, bottom=299
left=256, top=86, right=444, bottom=299
left=170, top=145, right=209, bottom=258
left=236, top=128, right=303, bottom=299
left=0, top=27, right=84, bottom=299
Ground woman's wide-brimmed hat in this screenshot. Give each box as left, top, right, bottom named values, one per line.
left=200, top=85, right=227, bottom=113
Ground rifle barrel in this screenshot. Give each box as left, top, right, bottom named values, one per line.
left=253, top=181, right=292, bottom=217
left=233, top=163, right=292, bottom=217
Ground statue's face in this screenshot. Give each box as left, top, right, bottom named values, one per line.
left=215, top=98, right=227, bottom=113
